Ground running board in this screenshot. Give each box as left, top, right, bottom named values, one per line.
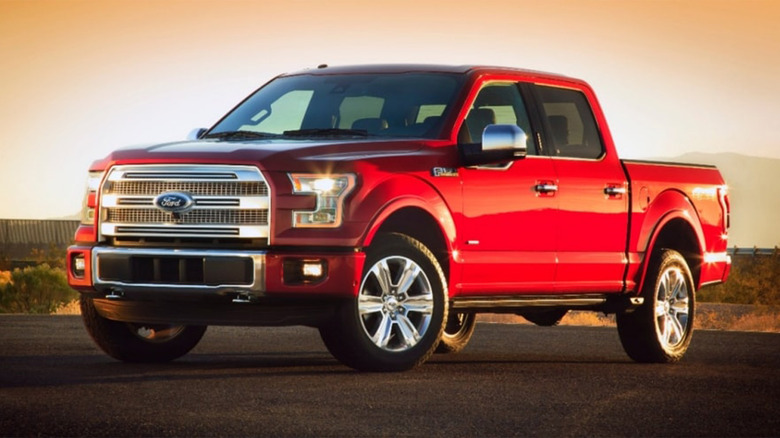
left=451, top=294, right=644, bottom=313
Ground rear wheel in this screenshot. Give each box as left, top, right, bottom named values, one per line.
left=80, top=296, right=207, bottom=363
left=319, top=233, right=447, bottom=371
left=436, top=311, right=476, bottom=354
left=616, top=249, right=695, bottom=363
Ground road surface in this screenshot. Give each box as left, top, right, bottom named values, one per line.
left=0, top=315, right=778, bottom=437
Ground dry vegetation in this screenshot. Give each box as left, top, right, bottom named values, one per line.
left=4, top=250, right=779, bottom=333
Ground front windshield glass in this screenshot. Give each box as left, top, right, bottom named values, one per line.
left=208, top=72, right=463, bottom=139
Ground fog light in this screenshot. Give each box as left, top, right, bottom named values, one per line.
left=72, top=254, right=86, bottom=278
left=283, top=258, right=328, bottom=285
left=302, top=262, right=324, bottom=278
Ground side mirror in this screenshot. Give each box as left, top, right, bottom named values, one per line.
left=187, top=128, right=207, bottom=141
left=482, top=124, right=527, bottom=156
left=460, top=124, right=527, bottom=166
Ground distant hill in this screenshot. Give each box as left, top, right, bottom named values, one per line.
left=655, top=153, right=779, bottom=248
left=54, top=212, right=81, bottom=220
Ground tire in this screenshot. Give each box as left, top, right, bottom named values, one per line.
left=319, top=233, right=448, bottom=371
left=616, top=249, right=695, bottom=363
left=435, top=311, right=476, bottom=354
left=80, top=296, right=207, bottom=363
left=520, top=309, right=568, bottom=327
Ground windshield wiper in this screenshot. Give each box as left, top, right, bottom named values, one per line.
left=282, top=128, right=370, bottom=138
left=203, top=130, right=281, bottom=140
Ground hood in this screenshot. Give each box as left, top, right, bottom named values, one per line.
left=101, top=138, right=448, bottom=172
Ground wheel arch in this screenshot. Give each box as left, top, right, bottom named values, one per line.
left=636, top=213, right=705, bottom=293
left=364, top=204, right=454, bottom=290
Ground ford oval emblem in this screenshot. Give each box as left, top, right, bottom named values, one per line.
left=154, top=192, right=194, bottom=214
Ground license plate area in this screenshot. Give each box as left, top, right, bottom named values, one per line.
left=98, top=253, right=253, bottom=286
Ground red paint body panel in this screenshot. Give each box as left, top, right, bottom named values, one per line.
left=551, top=157, right=629, bottom=293
left=67, top=65, right=729, bottom=307
left=458, top=157, right=557, bottom=294
left=623, top=160, right=730, bottom=290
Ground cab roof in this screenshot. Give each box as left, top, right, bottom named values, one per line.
left=281, top=64, right=582, bottom=84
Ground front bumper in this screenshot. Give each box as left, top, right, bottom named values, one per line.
left=67, top=245, right=365, bottom=301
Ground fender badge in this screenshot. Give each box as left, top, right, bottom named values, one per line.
left=431, top=167, right=458, bottom=177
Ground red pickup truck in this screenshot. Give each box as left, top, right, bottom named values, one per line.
left=67, top=65, right=731, bottom=371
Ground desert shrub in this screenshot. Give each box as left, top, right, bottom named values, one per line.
left=0, top=264, right=77, bottom=314
left=698, top=253, right=780, bottom=306
left=29, top=244, right=67, bottom=270
left=0, top=254, right=10, bottom=271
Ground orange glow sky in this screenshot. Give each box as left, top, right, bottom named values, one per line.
left=1, top=0, right=778, bottom=220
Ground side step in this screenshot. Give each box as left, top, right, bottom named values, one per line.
left=451, top=294, right=644, bottom=314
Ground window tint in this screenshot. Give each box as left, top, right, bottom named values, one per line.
left=461, top=83, right=536, bottom=154
left=240, top=90, right=313, bottom=134
left=416, top=104, right=446, bottom=123
left=338, top=96, right=384, bottom=129
left=213, top=73, right=463, bottom=140
left=535, top=85, right=603, bottom=159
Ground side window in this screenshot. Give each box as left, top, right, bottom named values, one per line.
left=535, top=85, right=604, bottom=159
left=460, top=83, right=536, bottom=155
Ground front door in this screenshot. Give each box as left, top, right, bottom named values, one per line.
left=458, top=82, right=558, bottom=295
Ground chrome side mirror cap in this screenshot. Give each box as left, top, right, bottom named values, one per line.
left=482, top=124, right=527, bottom=158
left=187, top=128, right=207, bottom=141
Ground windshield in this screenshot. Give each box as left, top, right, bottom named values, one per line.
left=208, top=72, right=463, bottom=140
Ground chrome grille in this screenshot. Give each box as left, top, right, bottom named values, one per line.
left=107, top=209, right=268, bottom=225
left=106, top=181, right=267, bottom=196
left=99, top=165, right=270, bottom=240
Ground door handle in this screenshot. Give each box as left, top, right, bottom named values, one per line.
left=534, top=183, right=558, bottom=194
left=604, top=186, right=627, bottom=196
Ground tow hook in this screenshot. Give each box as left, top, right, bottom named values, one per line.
left=232, top=293, right=254, bottom=304
left=105, top=289, right=125, bottom=300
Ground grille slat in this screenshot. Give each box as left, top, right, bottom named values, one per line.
left=100, top=165, right=270, bottom=241
left=107, top=181, right=267, bottom=196
left=108, top=209, right=268, bottom=225
left=115, top=226, right=240, bottom=236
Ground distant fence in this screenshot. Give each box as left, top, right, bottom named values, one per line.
left=0, top=219, right=80, bottom=262
left=727, top=247, right=778, bottom=256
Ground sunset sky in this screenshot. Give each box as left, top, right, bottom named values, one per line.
left=1, top=0, right=778, bottom=221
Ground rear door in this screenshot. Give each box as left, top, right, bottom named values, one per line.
left=532, top=84, right=629, bottom=293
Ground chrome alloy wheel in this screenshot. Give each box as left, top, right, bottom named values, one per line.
left=358, top=255, right=435, bottom=352
left=654, top=266, right=690, bottom=349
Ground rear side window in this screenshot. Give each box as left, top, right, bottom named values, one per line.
left=535, top=85, right=603, bottom=159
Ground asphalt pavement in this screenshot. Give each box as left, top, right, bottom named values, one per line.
left=0, top=315, right=778, bottom=437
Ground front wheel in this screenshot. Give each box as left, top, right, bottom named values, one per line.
left=80, top=296, right=207, bottom=363
left=616, top=249, right=695, bottom=363
left=319, top=233, right=448, bottom=371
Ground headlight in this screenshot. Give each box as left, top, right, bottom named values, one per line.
left=289, top=173, right=356, bottom=228
left=81, top=171, right=104, bottom=225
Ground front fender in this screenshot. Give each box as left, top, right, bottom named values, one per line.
left=352, top=174, right=457, bottom=249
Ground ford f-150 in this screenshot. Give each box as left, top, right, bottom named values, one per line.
left=67, top=64, right=731, bottom=371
